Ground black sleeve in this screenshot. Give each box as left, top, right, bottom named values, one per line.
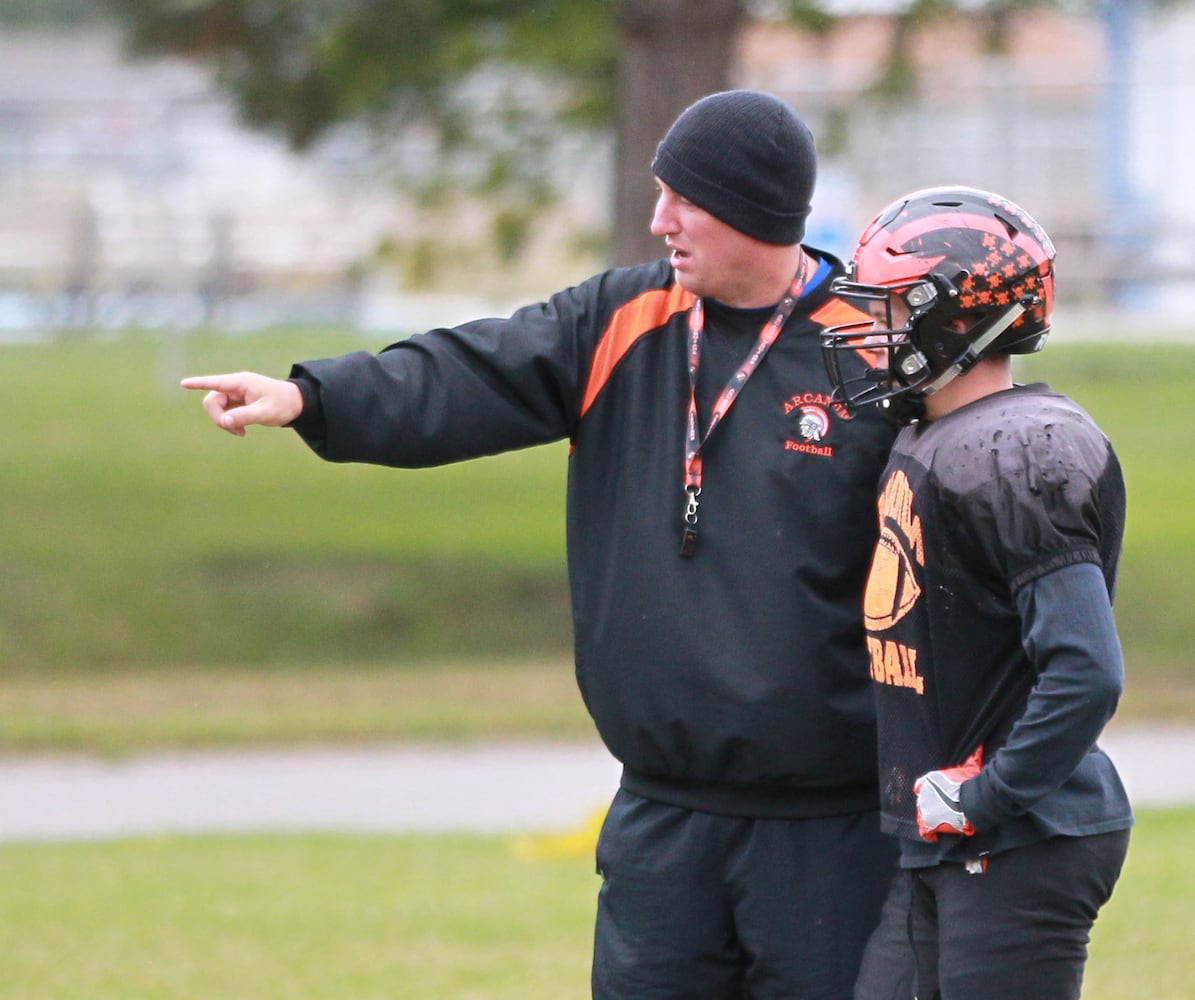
left=285, top=290, right=592, bottom=468
left=285, top=374, right=323, bottom=436
left=960, top=560, right=1124, bottom=831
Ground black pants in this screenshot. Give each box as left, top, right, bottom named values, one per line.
left=591, top=788, right=896, bottom=1000
left=853, top=830, right=1130, bottom=1000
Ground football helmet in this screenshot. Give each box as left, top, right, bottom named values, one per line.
left=821, top=186, right=1055, bottom=423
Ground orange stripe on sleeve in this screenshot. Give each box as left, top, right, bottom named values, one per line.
left=810, top=297, right=872, bottom=330
left=579, top=283, right=696, bottom=419
left=811, top=297, right=884, bottom=368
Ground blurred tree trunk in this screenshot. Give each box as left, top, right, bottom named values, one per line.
left=613, top=0, right=745, bottom=266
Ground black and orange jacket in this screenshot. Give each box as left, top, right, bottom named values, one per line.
left=289, top=255, right=897, bottom=818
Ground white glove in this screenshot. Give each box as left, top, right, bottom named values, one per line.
left=913, top=746, right=982, bottom=841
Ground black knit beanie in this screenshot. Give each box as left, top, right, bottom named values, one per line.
left=651, top=90, right=816, bottom=245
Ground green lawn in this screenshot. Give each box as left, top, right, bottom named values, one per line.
left=0, top=659, right=592, bottom=754
left=1084, top=808, right=1194, bottom=999
left=8, top=329, right=1192, bottom=680
left=0, top=833, right=596, bottom=1000
left=1, top=331, right=1194, bottom=750
left=2, top=329, right=1192, bottom=997
left=2, top=328, right=572, bottom=673
left=1, top=807, right=1188, bottom=999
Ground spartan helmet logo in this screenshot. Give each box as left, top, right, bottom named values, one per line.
left=797, top=404, right=830, bottom=442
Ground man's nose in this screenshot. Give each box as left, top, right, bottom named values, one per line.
left=650, top=198, right=674, bottom=237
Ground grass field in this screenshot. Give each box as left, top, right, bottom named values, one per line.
left=2, top=330, right=1194, bottom=751
left=0, top=659, right=592, bottom=754
left=2, top=328, right=572, bottom=675
left=3, top=328, right=1193, bottom=997
left=0, top=832, right=596, bottom=999
left=1, top=807, right=1190, bottom=999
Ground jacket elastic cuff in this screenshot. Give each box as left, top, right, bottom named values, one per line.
left=960, top=773, right=1006, bottom=834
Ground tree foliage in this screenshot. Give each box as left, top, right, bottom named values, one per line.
left=89, top=0, right=1176, bottom=268
left=97, top=0, right=615, bottom=149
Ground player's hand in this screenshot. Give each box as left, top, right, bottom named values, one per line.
left=180, top=372, right=303, bottom=437
left=914, top=746, right=983, bottom=841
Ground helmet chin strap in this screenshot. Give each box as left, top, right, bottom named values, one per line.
left=919, top=301, right=1027, bottom=399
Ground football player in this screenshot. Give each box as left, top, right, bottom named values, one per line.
left=823, top=186, right=1133, bottom=1000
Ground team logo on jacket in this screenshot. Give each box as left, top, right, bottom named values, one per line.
left=796, top=405, right=829, bottom=441
left=782, top=392, right=850, bottom=457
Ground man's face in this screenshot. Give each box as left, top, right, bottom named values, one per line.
left=649, top=179, right=764, bottom=304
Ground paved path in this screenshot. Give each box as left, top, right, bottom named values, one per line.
left=1, top=725, right=1191, bottom=843
left=0, top=742, right=623, bottom=842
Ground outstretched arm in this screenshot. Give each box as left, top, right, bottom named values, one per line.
left=180, top=373, right=304, bottom=437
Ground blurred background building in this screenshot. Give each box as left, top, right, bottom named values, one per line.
left=0, top=27, right=405, bottom=334
left=0, top=2, right=1192, bottom=337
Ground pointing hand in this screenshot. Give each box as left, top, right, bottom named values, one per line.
left=180, top=372, right=303, bottom=436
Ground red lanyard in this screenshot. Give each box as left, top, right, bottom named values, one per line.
left=681, top=255, right=810, bottom=557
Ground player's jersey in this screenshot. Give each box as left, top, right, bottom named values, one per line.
left=865, top=383, right=1129, bottom=861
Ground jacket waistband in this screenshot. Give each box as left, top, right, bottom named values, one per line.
left=620, top=767, right=880, bottom=820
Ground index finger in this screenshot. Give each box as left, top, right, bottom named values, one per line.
left=180, top=374, right=237, bottom=391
